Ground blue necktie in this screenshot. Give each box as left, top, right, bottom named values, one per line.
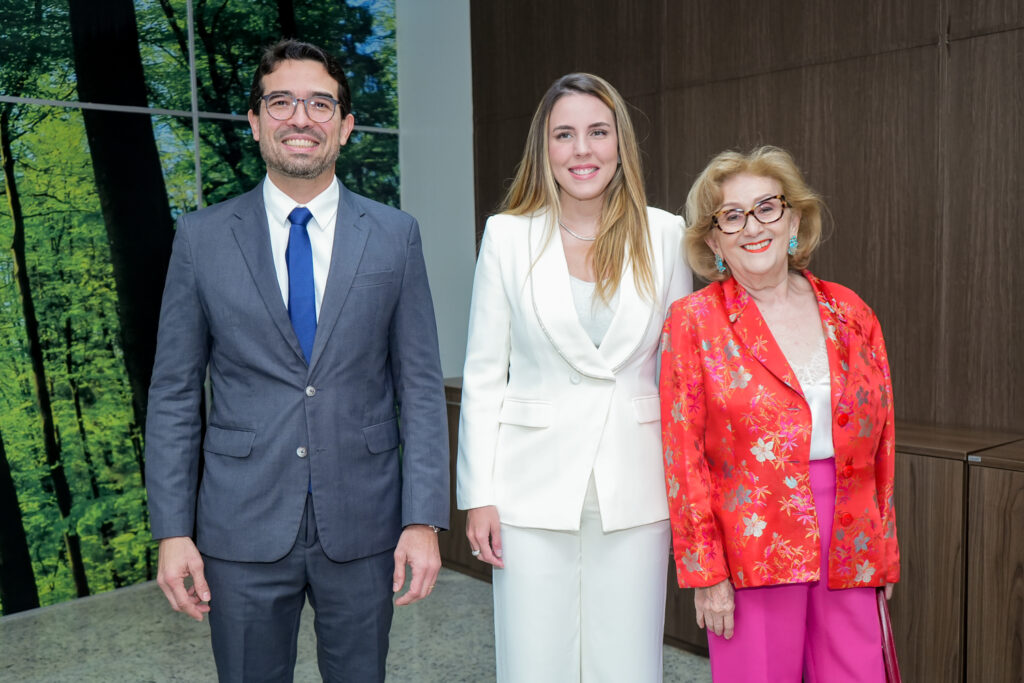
left=286, top=207, right=316, bottom=364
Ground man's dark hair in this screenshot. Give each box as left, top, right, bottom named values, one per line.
left=248, top=39, right=352, bottom=118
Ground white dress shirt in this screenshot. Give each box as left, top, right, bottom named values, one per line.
left=262, top=176, right=339, bottom=319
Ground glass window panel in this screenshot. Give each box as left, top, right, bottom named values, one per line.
left=188, top=0, right=397, bottom=127
left=136, top=0, right=193, bottom=113
left=0, top=0, right=76, bottom=102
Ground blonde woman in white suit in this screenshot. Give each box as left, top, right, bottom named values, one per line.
left=457, top=73, right=691, bottom=682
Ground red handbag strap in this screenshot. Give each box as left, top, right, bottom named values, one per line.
left=877, top=589, right=902, bottom=683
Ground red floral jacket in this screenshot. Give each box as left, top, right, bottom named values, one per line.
left=660, top=272, right=899, bottom=590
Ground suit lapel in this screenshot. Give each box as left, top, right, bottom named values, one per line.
left=597, top=244, right=656, bottom=372
left=528, top=214, right=614, bottom=380
left=724, top=278, right=802, bottom=395
left=231, top=185, right=306, bottom=364
left=309, top=185, right=369, bottom=371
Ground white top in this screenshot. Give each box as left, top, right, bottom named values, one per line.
left=792, top=338, right=834, bottom=461
left=569, top=275, right=618, bottom=347
left=263, top=176, right=340, bottom=319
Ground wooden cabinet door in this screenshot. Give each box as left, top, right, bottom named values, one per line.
left=967, top=465, right=1024, bottom=682
left=664, top=563, right=709, bottom=655
left=890, top=451, right=965, bottom=682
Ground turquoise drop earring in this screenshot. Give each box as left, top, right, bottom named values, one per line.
left=788, top=235, right=798, bottom=256
left=715, top=253, right=726, bottom=273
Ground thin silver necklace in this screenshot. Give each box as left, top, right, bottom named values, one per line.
left=558, top=220, right=597, bottom=242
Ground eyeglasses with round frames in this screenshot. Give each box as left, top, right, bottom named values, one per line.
left=260, top=94, right=339, bottom=123
left=712, top=195, right=789, bottom=234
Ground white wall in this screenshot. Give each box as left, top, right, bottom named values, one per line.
left=396, top=0, right=476, bottom=378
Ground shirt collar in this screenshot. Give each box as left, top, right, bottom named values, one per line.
left=262, top=176, right=340, bottom=232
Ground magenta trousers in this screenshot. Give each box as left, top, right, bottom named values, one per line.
left=707, top=458, right=886, bottom=683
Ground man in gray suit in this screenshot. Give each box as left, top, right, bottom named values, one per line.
left=145, top=39, right=449, bottom=682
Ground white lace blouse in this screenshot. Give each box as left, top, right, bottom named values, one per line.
left=792, top=337, right=835, bottom=461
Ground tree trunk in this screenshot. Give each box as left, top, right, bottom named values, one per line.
left=276, top=0, right=297, bottom=37
left=0, top=428, right=40, bottom=615
left=68, top=0, right=174, bottom=433
left=64, top=317, right=100, bottom=499
left=2, top=106, right=90, bottom=598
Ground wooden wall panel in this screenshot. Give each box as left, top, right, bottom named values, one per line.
left=889, top=451, right=965, bottom=682
left=966, top=464, right=1024, bottom=682
left=470, top=0, right=665, bottom=123
left=665, top=46, right=944, bottom=425
left=471, top=115, right=533, bottom=237
left=664, top=0, right=939, bottom=87
left=944, top=30, right=1024, bottom=432
left=950, top=0, right=1024, bottom=39
left=629, top=92, right=671, bottom=213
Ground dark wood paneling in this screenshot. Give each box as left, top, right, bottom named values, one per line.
left=890, top=451, right=965, bottom=683
left=629, top=92, right=671, bottom=214
left=469, top=0, right=666, bottom=122
left=966, top=463, right=1024, bottom=682
left=439, top=380, right=492, bottom=582
left=950, top=0, right=1024, bottom=39
left=895, top=421, right=1024, bottom=460
left=666, top=47, right=944, bottom=427
left=944, top=30, right=1024, bottom=433
left=974, top=438, right=1024, bottom=472
left=471, top=114, right=533, bottom=239
left=664, top=0, right=939, bottom=87
left=664, top=566, right=709, bottom=655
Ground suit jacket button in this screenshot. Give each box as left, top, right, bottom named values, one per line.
left=305, top=385, right=316, bottom=397
left=842, top=465, right=854, bottom=478
left=569, top=372, right=581, bottom=384
left=837, top=414, right=849, bottom=427
left=840, top=512, right=853, bottom=526
left=296, top=447, right=308, bottom=458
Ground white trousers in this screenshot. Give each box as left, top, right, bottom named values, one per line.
left=493, top=478, right=671, bottom=683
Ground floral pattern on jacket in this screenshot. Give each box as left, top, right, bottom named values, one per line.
left=660, top=272, right=899, bottom=590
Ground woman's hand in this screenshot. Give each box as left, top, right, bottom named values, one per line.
left=884, top=582, right=895, bottom=600
left=694, top=579, right=735, bottom=639
left=466, top=505, right=504, bottom=569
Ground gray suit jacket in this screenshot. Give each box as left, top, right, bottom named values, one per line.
left=145, top=180, right=449, bottom=563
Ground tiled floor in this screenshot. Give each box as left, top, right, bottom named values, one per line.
left=0, top=568, right=711, bottom=682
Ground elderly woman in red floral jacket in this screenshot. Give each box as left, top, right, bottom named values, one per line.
left=660, top=146, right=898, bottom=682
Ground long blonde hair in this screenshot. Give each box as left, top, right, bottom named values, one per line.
left=501, top=73, right=654, bottom=302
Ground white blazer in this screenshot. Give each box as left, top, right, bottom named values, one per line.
left=456, top=208, right=691, bottom=531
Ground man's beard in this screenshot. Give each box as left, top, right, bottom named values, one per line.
left=260, top=131, right=341, bottom=179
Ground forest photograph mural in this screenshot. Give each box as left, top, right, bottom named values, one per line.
left=0, top=0, right=398, bottom=613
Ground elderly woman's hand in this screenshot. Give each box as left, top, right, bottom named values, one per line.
left=695, top=579, right=735, bottom=639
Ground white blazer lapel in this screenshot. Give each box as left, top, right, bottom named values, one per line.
left=596, top=253, right=656, bottom=372
left=527, top=214, right=614, bottom=380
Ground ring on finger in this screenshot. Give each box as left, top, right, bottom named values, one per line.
left=470, top=549, right=481, bottom=557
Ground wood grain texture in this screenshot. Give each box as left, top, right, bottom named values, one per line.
left=439, top=380, right=492, bottom=582
left=664, top=0, right=939, bottom=87
left=469, top=0, right=665, bottom=122
left=974, top=439, right=1024, bottom=472
left=895, top=421, right=1024, bottom=460
left=943, top=30, right=1024, bottom=434
left=471, top=114, right=534, bottom=240
left=664, top=565, right=709, bottom=655
left=890, top=450, right=965, bottom=682
left=966, top=464, right=1024, bottom=682
left=949, top=0, right=1024, bottom=39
